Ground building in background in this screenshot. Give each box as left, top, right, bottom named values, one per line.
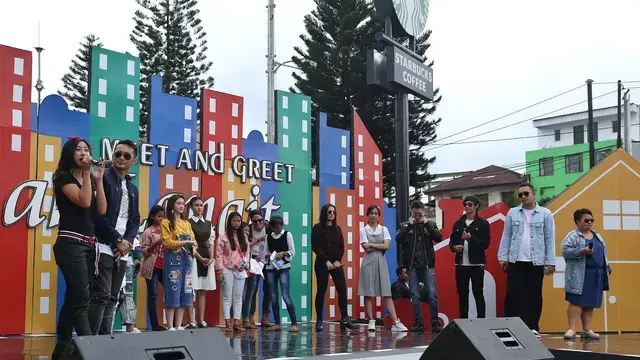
left=526, top=104, right=639, bottom=203
left=424, top=165, right=526, bottom=228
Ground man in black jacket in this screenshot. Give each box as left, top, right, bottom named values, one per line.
left=391, top=266, right=411, bottom=301
left=396, top=200, right=443, bottom=332
left=449, top=196, right=490, bottom=319
left=88, top=140, right=140, bottom=335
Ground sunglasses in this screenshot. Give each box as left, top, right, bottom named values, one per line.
left=463, top=202, right=475, bottom=207
left=584, top=218, right=595, bottom=223
left=518, top=191, right=530, bottom=198
left=327, top=210, right=336, bottom=215
left=114, top=151, right=133, bottom=160
left=252, top=219, right=263, bottom=224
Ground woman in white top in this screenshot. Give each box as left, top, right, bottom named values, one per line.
left=358, top=205, right=407, bottom=332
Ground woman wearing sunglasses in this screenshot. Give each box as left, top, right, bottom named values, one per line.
left=311, top=204, right=355, bottom=332
left=561, top=208, right=612, bottom=340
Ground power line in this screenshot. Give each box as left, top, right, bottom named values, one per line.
left=431, top=84, right=584, bottom=144
left=424, top=88, right=619, bottom=152
left=428, top=123, right=639, bottom=146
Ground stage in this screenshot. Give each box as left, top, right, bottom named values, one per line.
left=1, top=322, right=640, bottom=359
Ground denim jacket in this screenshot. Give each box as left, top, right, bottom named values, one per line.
left=497, top=204, right=556, bottom=266
left=561, top=229, right=611, bottom=295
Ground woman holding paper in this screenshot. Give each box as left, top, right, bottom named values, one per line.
left=216, top=212, right=251, bottom=332
left=262, top=215, right=299, bottom=332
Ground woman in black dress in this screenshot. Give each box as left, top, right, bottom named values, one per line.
left=311, top=203, right=355, bottom=331
left=51, top=137, right=107, bottom=360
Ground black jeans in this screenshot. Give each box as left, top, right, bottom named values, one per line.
left=52, top=237, right=95, bottom=360
left=455, top=265, right=485, bottom=319
left=504, top=261, right=545, bottom=331
left=314, top=261, right=348, bottom=320
left=88, top=254, right=127, bottom=335
left=145, top=268, right=164, bottom=329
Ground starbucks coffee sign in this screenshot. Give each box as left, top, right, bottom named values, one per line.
left=375, top=0, right=430, bottom=37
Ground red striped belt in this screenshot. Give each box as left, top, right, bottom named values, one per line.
left=58, top=230, right=95, bottom=244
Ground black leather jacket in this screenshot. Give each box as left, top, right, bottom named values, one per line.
left=396, top=220, right=442, bottom=269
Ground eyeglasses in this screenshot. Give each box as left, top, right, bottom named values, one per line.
left=518, top=191, right=530, bottom=198
left=584, top=218, right=595, bottom=223
left=114, top=151, right=133, bottom=160
left=327, top=210, right=336, bottom=215
left=252, top=219, right=263, bottom=224
left=463, top=202, right=475, bottom=207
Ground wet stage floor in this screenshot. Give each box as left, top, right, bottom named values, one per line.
left=2, top=322, right=640, bottom=359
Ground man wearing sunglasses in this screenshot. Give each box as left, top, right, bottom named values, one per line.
left=498, top=183, right=555, bottom=337
left=89, top=139, right=141, bottom=335
left=449, top=196, right=490, bottom=319
left=396, top=200, right=443, bottom=332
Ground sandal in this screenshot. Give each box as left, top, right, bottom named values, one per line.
left=290, top=325, right=299, bottom=333
left=269, top=324, right=282, bottom=331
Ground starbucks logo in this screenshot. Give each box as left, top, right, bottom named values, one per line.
left=393, top=0, right=430, bottom=37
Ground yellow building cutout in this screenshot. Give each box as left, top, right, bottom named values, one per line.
left=541, top=149, right=640, bottom=332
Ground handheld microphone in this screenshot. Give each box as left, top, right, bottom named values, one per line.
left=587, top=242, right=593, bottom=258
left=91, top=159, right=102, bottom=166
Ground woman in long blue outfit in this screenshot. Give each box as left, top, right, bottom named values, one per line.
left=561, top=208, right=612, bottom=340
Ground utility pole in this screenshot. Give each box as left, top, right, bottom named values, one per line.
left=34, top=23, right=45, bottom=177
left=265, top=0, right=276, bottom=143
left=617, top=80, right=623, bottom=148
left=586, top=79, right=595, bottom=169
left=624, top=89, right=631, bottom=152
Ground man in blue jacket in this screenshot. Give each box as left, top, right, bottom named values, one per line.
left=498, top=183, right=555, bottom=337
left=88, top=139, right=141, bottom=335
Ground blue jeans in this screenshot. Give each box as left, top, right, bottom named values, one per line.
left=408, top=267, right=439, bottom=323
left=145, top=268, right=163, bottom=329
left=242, top=273, right=271, bottom=320
left=266, top=268, right=297, bottom=325
left=164, top=249, right=193, bottom=308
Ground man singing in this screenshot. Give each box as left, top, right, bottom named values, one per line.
left=498, top=183, right=555, bottom=336
left=396, top=200, right=443, bottom=332
left=89, top=140, right=140, bottom=335
left=449, top=196, right=490, bottom=319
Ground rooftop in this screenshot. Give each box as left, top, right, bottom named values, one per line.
left=424, top=165, right=527, bottom=194
left=533, top=103, right=638, bottom=128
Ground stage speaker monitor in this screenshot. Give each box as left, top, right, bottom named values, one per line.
left=61, top=328, right=237, bottom=360
left=420, top=317, right=554, bottom=360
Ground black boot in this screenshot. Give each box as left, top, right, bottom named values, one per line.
left=411, top=320, right=424, bottom=332
left=316, top=321, right=324, bottom=332
left=340, top=317, right=355, bottom=331
left=431, top=319, right=443, bottom=332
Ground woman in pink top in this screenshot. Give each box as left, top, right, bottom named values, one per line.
left=216, top=211, right=251, bottom=332
left=139, top=205, right=166, bottom=331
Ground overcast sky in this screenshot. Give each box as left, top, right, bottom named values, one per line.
left=2, top=0, right=640, bottom=175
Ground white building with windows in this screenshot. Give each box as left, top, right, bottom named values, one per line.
left=533, top=104, right=639, bottom=149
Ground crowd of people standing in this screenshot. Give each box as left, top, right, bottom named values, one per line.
left=51, top=136, right=612, bottom=359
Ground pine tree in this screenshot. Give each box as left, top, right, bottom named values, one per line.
left=58, top=34, right=103, bottom=111
left=290, top=0, right=441, bottom=206
left=131, top=0, right=214, bottom=140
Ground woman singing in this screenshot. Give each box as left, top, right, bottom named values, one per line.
left=161, top=194, right=197, bottom=331
left=359, top=205, right=407, bottom=332
left=139, top=205, right=166, bottom=331
left=562, top=208, right=612, bottom=340
left=311, top=204, right=355, bottom=332
left=188, top=197, right=216, bottom=328
left=51, top=137, right=106, bottom=360
left=216, top=212, right=251, bottom=332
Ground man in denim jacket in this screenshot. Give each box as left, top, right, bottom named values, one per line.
left=498, top=183, right=555, bottom=336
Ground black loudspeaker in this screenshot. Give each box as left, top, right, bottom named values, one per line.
left=61, top=328, right=236, bottom=360
left=420, top=317, right=554, bottom=360
left=551, top=349, right=640, bottom=360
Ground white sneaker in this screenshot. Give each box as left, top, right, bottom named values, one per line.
left=532, top=330, right=541, bottom=338
left=126, top=328, right=141, bottom=334
left=391, top=319, right=408, bottom=332
left=168, top=327, right=176, bottom=331
left=367, top=320, right=376, bottom=332
left=177, top=326, right=186, bottom=331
